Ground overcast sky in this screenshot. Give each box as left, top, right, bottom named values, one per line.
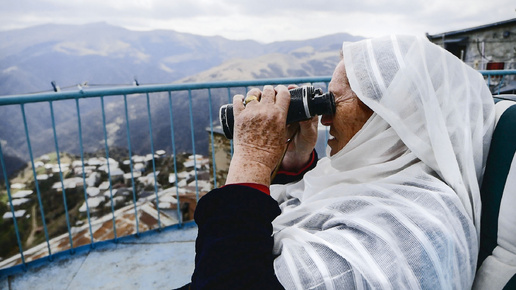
left=1, top=0, right=515, bottom=43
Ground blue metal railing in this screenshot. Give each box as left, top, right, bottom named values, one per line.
left=0, top=71, right=514, bottom=276
left=483, top=70, right=516, bottom=95
left=0, top=76, right=332, bottom=276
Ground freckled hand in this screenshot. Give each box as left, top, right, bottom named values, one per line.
left=225, top=86, right=291, bottom=186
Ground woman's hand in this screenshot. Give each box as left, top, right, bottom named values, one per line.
left=281, top=118, right=318, bottom=172
left=280, top=85, right=318, bottom=172
left=225, top=85, right=291, bottom=186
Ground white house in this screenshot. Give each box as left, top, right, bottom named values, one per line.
left=123, top=171, right=141, bottom=182
left=11, top=190, right=33, bottom=199
left=2, top=210, right=27, bottom=219
left=10, top=183, right=25, bottom=189
left=52, top=177, right=83, bottom=190
left=37, top=174, right=50, bottom=181
left=98, top=181, right=111, bottom=191
left=133, top=163, right=145, bottom=172
left=52, top=163, right=70, bottom=173
left=110, top=168, right=125, bottom=177
left=87, top=157, right=103, bottom=166
left=168, top=174, right=177, bottom=185
left=79, top=196, right=105, bottom=213
left=86, top=187, right=101, bottom=197
left=86, top=172, right=100, bottom=187
left=7, top=198, right=31, bottom=207
left=137, top=171, right=160, bottom=186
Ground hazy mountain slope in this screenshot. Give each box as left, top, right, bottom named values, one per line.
left=0, top=22, right=361, bottom=95
left=0, top=23, right=363, bottom=180
left=181, top=47, right=339, bottom=83
left=0, top=23, right=264, bottom=95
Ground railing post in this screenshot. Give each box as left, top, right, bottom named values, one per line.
left=146, top=93, right=161, bottom=230
left=75, top=98, right=94, bottom=246
left=21, top=104, right=52, bottom=259
left=167, top=91, right=183, bottom=226
left=187, top=90, right=199, bottom=201
left=226, top=88, right=234, bottom=156
left=207, top=88, right=217, bottom=189
left=123, top=94, right=140, bottom=236
left=498, top=75, right=505, bottom=95
left=100, top=96, right=118, bottom=240
left=0, top=142, right=26, bottom=269
left=49, top=101, right=74, bottom=252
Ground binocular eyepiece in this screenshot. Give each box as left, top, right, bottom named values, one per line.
left=219, top=86, right=335, bottom=139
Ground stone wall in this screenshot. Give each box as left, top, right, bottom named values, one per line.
left=428, top=20, right=516, bottom=70
left=208, top=126, right=231, bottom=188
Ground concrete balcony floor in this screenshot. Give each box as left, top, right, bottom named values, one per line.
left=0, top=223, right=197, bottom=289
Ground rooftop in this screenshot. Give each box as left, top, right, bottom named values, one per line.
left=0, top=222, right=197, bottom=289
left=426, top=17, right=516, bottom=39
left=1, top=74, right=516, bottom=289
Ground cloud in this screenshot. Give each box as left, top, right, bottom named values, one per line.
left=0, top=0, right=514, bottom=42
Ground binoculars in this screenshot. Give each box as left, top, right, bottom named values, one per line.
left=219, top=86, right=335, bottom=139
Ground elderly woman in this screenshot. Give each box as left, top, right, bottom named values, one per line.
left=190, top=35, right=495, bottom=289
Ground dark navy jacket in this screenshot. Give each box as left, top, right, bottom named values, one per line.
left=189, top=151, right=317, bottom=290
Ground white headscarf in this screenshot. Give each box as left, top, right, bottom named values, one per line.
left=271, top=35, right=495, bottom=289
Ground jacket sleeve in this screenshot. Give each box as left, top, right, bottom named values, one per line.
left=191, top=184, right=284, bottom=290
left=272, top=150, right=318, bottom=185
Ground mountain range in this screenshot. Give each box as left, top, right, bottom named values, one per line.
left=0, top=22, right=363, bottom=178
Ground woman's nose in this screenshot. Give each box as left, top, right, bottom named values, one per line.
left=321, top=114, right=333, bottom=126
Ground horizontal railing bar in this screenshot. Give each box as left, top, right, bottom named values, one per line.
left=0, top=77, right=334, bottom=105
left=481, top=70, right=516, bottom=76
left=1, top=71, right=514, bottom=106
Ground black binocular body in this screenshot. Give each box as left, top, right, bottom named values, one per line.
left=219, top=86, right=335, bottom=139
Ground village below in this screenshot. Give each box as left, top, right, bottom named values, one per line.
left=0, top=148, right=212, bottom=269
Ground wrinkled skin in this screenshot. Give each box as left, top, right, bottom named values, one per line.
left=280, top=84, right=319, bottom=172
left=225, top=85, right=293, bottom=186
left=225, top=61, right=372, bottom=187
left=225, top=84, right=318, bottom=186
left=322, top=60, right=374, bottom=156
